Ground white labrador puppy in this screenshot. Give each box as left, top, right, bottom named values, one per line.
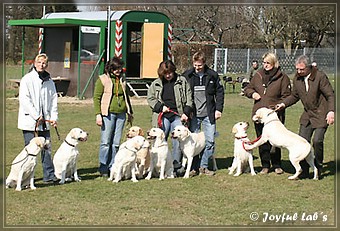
left=109, top=135, right=146, bottom=183
left=171, top=125, right=206, bottom=178
left=6, top=137, right=49, bottom=191
left=228, top=122, right=256, bottom=176
left=126, top=126, right=150, bottom=178
left=53, top=128, right=88, bottom=184
left=146, top=128, right=174, bottom=180
left=244, top=107, right=318, bottom=180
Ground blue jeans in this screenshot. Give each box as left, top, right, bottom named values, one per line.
left=190, top=116, right=216, bottom=169
left=23, top=130, right=55, bottom=181
left=98, top=112, right=126, bottom=174
left=161, top=115, right=182, bottom=167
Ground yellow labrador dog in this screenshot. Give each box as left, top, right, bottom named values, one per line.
left=171, top=125, right=206, bottom=178
left=6, top=137, right=49, bottom=191
left=244, top=107, right=318, bottom=180
left=108, top=135, right=147, bottom=183
left=146, top=128, right=174, bottom=180
left=53, top=128, right=88, bottom=184
left=229, top=122, right=256, bottom=176
left=126, top=126, right=150, bottom=178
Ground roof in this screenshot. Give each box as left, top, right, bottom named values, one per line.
left=8, top=10, right=170, bottom=28
left=44, top=10, right=130, bottom=21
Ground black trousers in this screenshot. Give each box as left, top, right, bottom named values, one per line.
left=254, top=122, right=282, bottom=169
left=299, top=123, right=327, bottom=174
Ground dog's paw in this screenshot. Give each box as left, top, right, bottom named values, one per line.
left=59, top=180, right=65, bottom=184
left=183, top=174, right=189, bottom=179
left=233, top=173, right=241, bottom=176
left=30, top=186, right=37, bottom=190
left=15, top=187, right=22, bottom=191
left=288, top=175, right=298, bottom=180
left=251, top=172, right=256, bottom=176
left=131, top=178, right=139, bottom=183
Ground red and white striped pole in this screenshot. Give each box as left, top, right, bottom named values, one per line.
left=167, top=23, right=173, bottom=60
left=38, top=6, right=46, bottom=54
left=115, top=20, right=123, bottom=58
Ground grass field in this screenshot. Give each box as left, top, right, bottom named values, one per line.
left=3, top=67, right=337, bottom=229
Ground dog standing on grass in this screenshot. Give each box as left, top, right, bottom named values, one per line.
left=6, top=137, right=50, bottom=191
left=244, top=107, right=318, bottom=180
left=229, top=122, right=256, bottom=176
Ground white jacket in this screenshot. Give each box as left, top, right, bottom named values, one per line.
left=18, top=69, right=58, bottom=131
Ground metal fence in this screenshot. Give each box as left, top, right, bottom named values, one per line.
left=214, top=48, right=336, bottom=76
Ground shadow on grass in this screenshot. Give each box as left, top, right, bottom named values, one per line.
left=281, top=159, right=336, bottom=178
left=214, top=156, right=260, bottom=170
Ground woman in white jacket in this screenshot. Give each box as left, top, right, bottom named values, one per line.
left=18, top=53, right=58, bottom=183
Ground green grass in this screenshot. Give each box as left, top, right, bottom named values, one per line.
left=4, top=89, right=336, bottom=227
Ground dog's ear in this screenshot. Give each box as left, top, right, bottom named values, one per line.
left=139, top=128, right=144, bottom=136
left=35, top=137, right=45, bottom=147
left=232, top=126, right=237, bottom=134
left=160, top=131, right=165, bottom=140
left=184, top=127, right=190, bottom=137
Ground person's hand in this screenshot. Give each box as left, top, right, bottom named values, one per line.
left=36, top=115, right=44, bottom=125
left=162, top=106, right=169, bottom=113
left=215, top=110, right=222, bottom=120
left=275, top=103, right=286, bottom=110
left=127, top=114, right=134, bottom=124
left=50, top=120, right=57, bottom=127
left=181, top=114, right=188, bottom=122
left=252, top=92, right=261, bottom=100
left=96, top=114, right=103, bottom=126
left=326, top=111, right=334, bottom=125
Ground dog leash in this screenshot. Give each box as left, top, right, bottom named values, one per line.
left=5, top=148, right=37, bottom=166
left=242, top=135, right=262, bottom=151
left=35, top=119, right=61, bottom=140
left=157, top=109, right=188, bottom=129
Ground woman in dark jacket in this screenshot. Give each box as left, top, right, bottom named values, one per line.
left=244, top=52, right=291, bottom=174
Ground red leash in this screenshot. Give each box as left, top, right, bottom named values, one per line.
left=157, top=109, right=188, bottom=128
left=242, top=135, right=262, bottom=151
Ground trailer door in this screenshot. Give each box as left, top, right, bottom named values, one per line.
left=140, top=23, right=164, bottom=78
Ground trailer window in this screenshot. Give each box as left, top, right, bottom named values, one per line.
left=129, top=31, right=141, bottom=53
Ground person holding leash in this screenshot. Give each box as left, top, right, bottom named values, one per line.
left=147, top=60, right=193, bottom=175
left=182, top=51, right=225, bottom=176
left=93, top=57, right=133, bottom=177
left=17, top=53, right=58, bottom=183
left=244, top=52, right=291, bottom=175
left=276, top=55, right=335, bottom=179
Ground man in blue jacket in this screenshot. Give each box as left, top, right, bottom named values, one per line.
left=182, top=51, right=225, bottom=176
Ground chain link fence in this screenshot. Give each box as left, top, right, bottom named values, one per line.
left=214, top=48, right=335, bottom=76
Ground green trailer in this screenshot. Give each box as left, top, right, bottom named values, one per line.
left=8, top=10, right=172, bottom=98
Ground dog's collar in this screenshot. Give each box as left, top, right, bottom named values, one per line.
left=25, top=147, right=38, bottom=156
left=64, top=139, right=76, bottom=147
left=264, top=118, right=280, bottom=125
left=123, top=146, right=138, bottom=153
left=235, top=135, right=248, bottom=140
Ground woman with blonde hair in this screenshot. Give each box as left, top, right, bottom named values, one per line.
left=244, top=52, right=291, bottom=175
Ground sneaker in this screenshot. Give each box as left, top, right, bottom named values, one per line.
left=43, top=177, right=58, bottom=183
left=100, top=173, right=109, bottom=178
left=275, top=168, right=284, bottom=174
left=199, top=167, right=215, bottom=176
left=259, top=167, right=269, bottom=174
left=189, top=170, right=198, bottom=177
